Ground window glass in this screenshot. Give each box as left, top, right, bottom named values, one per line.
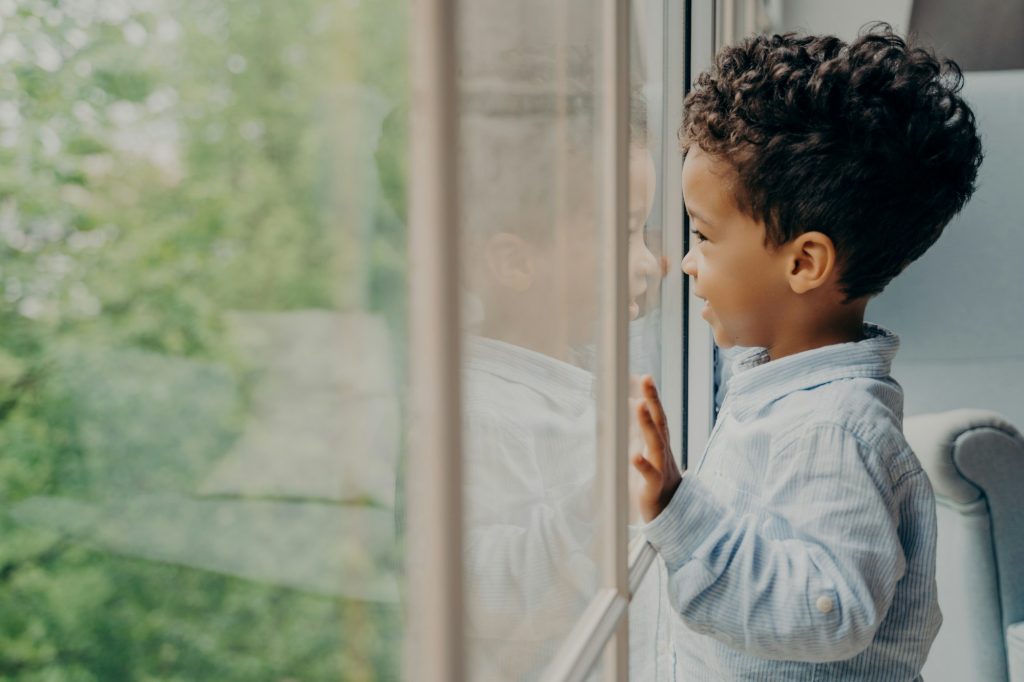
left=457, top=0, right=608, bottom=678
left=0, top=1, right=406, bottom=678
left=626, top=1, right=677, bottom=678
left=626, top=0, right=666, bottom=493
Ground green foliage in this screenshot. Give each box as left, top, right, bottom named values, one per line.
left=0, top=0, right=408, bottom=679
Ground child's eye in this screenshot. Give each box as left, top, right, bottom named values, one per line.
left=690, top=229, right=707, bottom=243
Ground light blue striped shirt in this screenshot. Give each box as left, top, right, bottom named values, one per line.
left=643, top=323, right=941, bottom=681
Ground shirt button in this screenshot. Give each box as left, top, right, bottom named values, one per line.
left=816, top=595, right=835, bottom=614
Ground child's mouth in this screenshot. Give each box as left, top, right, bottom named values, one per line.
left=629, top=301, right=640, bottom=320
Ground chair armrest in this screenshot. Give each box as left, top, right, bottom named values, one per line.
left=905, top=409, right=1024, bottom=638
left=904, top=409, right=1021, bottom=505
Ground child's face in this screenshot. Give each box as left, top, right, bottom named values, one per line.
left=628, top=144, right=660, bottom=320
left=680, top=145, right=792, bottom=349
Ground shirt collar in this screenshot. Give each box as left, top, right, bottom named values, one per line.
left=727, top=323, right=899, bottom=419
left=465, top=335, right=596, bottom=416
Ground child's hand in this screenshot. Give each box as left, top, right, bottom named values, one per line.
left=631, top=375, right=684, bottom=523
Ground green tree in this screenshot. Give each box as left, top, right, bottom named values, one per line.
left=0, top=0, right=407, bottom=679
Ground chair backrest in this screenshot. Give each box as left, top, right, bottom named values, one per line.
left=907, top=410, right=1024, bottom=682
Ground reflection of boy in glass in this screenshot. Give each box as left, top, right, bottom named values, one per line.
left=631, top=27, right=983, bottom=680
left=460, top=103, right=659, bottom=679
left=465, top=133, right=658, bottom=361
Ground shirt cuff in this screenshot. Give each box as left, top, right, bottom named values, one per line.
left=641, top=472, right=726, bottom=572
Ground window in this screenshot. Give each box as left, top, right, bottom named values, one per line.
left=407, top=1, right=714, bottom=680
left=0, top=1, right=715, bottom=679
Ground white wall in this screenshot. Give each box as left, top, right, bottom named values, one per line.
left=777, top=0, right=914, bottom=39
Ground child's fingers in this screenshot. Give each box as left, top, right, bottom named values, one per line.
left=642, top=375, right=669, bottom=439
left=637, top=401, right=667, bottom=470
left=632, top=452, right=661, bottom=484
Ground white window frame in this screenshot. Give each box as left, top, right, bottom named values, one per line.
left=405, top=1, right=716, bottom=680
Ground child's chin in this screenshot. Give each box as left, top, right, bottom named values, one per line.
left=710, top=325, right=736, bottom=349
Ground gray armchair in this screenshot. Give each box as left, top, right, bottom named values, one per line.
left=905, top=410, right=1024, bottom=682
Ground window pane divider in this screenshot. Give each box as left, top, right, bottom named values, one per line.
left=660, top=0, right=687, bottom=460
left=595, top=0, right=632, bottom=678
left=405, top=0, right=464, bottom=680
left=686, top=0, right=717, bottom=462
left=540, top=588, right=629, bottom=682
left=628, top=537, right=659, bottom=597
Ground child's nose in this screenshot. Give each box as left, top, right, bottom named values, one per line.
left=681, top=248, right=697, bottom=277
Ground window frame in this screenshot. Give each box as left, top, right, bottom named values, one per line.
left=405, top=1, right=716, bottom=679
left=405, top=0, right=464, bottom=680
left=687, top=0, right=717, bottom=466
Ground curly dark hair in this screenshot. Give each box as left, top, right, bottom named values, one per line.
left=682, top=23, right=984, bottom=300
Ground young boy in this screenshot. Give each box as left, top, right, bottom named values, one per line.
left=631, top=26, right=983, bottom=681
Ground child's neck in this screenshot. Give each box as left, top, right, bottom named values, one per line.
left=764, top=299, right=868, bottom=362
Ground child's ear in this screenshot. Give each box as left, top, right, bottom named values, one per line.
left=785, top=231, right=836, bottom=295
left=484, top=232, right=536, bottom=292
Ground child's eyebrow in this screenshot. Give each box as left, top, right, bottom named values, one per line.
left=686, top=207, right=713, bottom=227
